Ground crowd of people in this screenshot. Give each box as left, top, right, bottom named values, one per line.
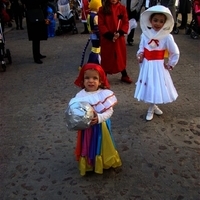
left=0, top=0, right=58, bottom=64
left=0, top=0, right=193, bottom=176
left=0, top=0, right=192, bottom=64
left=0, top=0, right=25, bottom=30
left=66, top=0, right=182, bottom=176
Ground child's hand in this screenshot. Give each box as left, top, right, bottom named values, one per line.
left=45, top=19, right=50, bottom=25
left=164, top=63, right=173, bottom=70
left=137, top=53, right=144, bottom=63
left=113, top=32, right=119, bottom=42
left=90, top=111, right=98, bottom=126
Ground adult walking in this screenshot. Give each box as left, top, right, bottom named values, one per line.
left=23, top=0, right=48, bottom=64
left=11, top=0, right=25, bottom=30
left=178, top=0, right=191, bottom=29
left=121, top=0, right=144, bottom=46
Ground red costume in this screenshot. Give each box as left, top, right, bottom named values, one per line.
left=81, top=0, right=89, bottom=22
left=98, top=2, right=129, bottom=74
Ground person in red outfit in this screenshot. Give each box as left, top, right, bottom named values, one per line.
left=98, top=0, right=132, bottom=83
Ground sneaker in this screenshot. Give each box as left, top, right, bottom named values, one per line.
left=146, top=106, right=154, bottom=121
left=121, top=76, right=132, bottom=84
left=154, top=105, right=163, bottom=115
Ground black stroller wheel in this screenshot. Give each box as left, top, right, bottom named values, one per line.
left=72, top=27, right=78, bottom=34
left=190, top=32, right=199, bottom=39
left=173, top=28, right=179, bottom=34
left=56, top=27, right=62, bottom=36
left=185, top=27, right=191, bottom=35
left=6, top=49, right=12, bottom=64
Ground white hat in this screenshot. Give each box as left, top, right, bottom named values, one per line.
left=140, top=5, right=174, bottom=40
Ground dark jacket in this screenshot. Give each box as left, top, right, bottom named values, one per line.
left=161, top=0, right=175, bottom=7
left=0, top=1, right=5, bottom=32
left=121, top=0, right=144, bottom=21
left=23, top=0, right=48, bottom=41
left=147, top=0, right=175, bottom=7
left=11, top=0, right=24, bottom=13
left=178, top=0, right=191, bottom=14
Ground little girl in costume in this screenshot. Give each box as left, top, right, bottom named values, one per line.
left=47, top=4, right=56, bottom=37
left=98, top=0, right=132, bottom=84
left=69, top=63, right=122, bottom=175
left=87, top=0, right=101, bottom=64
left=79, top=0, right=102, bottom=68
left=134, top=5, right=180, bottom=121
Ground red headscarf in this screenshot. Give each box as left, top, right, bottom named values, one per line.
left=74, top=63, right=110, bottom=89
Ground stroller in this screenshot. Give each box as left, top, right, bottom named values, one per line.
left=186, top=0, right=200, bottom=39
left=0, top=22, right=12, bottom=72
left=56, top=0, right=78, bottom=35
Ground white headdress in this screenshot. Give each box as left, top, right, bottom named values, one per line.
left=140, top=5, right=174, bottom=44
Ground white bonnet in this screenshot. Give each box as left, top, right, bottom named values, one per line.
left=140, top=5, right=174, bottom=38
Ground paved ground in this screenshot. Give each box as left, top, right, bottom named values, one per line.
left=0, top=17, right=199, bottom=200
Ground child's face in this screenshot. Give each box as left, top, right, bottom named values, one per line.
left=83, top=69, right=101, bottom=92
left=150, top=14, right=166, bottom=31
left=109, top=0, right=118, bottom=5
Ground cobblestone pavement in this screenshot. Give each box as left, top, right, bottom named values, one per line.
left=0, top=20, right=199, bottom=200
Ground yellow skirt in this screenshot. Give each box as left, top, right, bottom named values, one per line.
left=75, top=120, right=122, bottom=176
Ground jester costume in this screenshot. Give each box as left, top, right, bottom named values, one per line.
left=87, top=11, right=101, bottom=64
left=79, top=0, right=101, bottom=67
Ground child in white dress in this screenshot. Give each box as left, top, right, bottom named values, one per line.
left=69, top=63, right=122, bottom=175
left=134, top=5, right=180, bottom=121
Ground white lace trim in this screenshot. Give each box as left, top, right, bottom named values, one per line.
left=69, top=89, right=117, bottom=113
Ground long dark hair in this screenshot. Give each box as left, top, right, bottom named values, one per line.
left=101, top=0, right=111, bottom=15
left=150, top=13, right=167, bottom=23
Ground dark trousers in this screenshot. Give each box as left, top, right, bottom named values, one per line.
left=180, top=13, right=188, bottom=27
left=127, top=28, right=135, bottom=42
left=14, top=13, right=23, bottom=28
left=32, top=40, right=40, bottom=60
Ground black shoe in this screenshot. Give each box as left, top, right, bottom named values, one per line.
left=34, top=59, right=43, bottom=64
left=39, top=54, right=46, bottom=59
left=127, top=38, right=134, bottom=46
left=127, top=41, right=133, bottom=46
left=20, top=27, right=24, bottom=30
left=16, top=27, right=19, bottom=30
